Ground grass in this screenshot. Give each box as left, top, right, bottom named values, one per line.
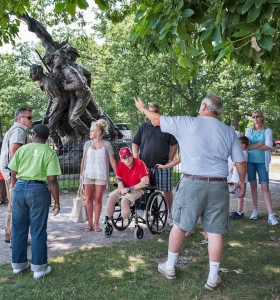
left=1, top=212, right=280, bottom=300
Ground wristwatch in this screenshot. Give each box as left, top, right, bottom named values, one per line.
left=127, top=187, right=132, bottom=193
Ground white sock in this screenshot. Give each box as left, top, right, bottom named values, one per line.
left=208, top=261, right=220, bottom=281
left=165, top=250, right=179, bottom=270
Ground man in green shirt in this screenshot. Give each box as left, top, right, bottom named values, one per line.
left=8, top=124, right=61, bottom=279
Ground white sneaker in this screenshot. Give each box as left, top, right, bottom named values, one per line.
left=13, top=261, right=30, bottom=274
left=268, top=214, right=279, bottom=225
left=33, top=266, right=52, bottom=279
left=250, top=210, right=260, bottom=220
left=158, top=261, right=176, bottom=279
left=204, top=276, right=221, bottom=291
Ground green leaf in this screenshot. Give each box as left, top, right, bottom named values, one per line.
left=247, top=6, right=261, bottom=22
left=95, top=0, right=109, bottom=10
left=255, top=0, right=264, bottom=9
left=159, top=29, right=169, bottom=40
left=182, top=9, right=194, bottom=18
left=215, top=49, right=226, bottom=64
left=261, top=23, right=276, bottom=36
left=228, top=4, right=236, bottom=13
left=136, top=10, right=146, bottom=19
left=212, top=26, right=221, bottom=44
left=241, top=0, right=255, bottom=14
left=258, top=35, right=273, bottom=51
left=185, top=56, right=194, bottom=68
left=66, top=3, right=76, bottom=16
left=186, top=45, right=199, bottom=56
left=154, top=3, right=165, bottom=13
left=199, top=27, right=213, bottom=43
left=178, top=0, right=184, bottom=10
left=267, top=0, right=280, bottom=3
left=178, top=54, right=187, bottom=68
left=213, top=42, right=225, bottom=51
left=232, top=27, right=256, bottom=38
left=77, top=0, right=89, bottom=9
left=226, top=52, right=231, bottom=63
left=202, top=40, right=213, bottom=54
left=221, top=16, right=228, bottom=33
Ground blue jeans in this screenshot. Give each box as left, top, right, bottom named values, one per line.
left=12, top=180, right=51, bottom=272
left=247, top=162, right=269, bottom=184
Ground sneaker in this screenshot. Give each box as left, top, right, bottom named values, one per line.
left=268, top=214, right=279, bottom=225
left=33, top=266, right=52, bottom=280
left=204, top=276, right=221, bottom=291
left=13, top=261, right=30, bottom=274
left=167, top=217, right=174, bottom=226
left=250, top=210, right=260, bottom=220
left=158, top=261, right=176, bottom=279
left=229, top=211, right=244, bottom=220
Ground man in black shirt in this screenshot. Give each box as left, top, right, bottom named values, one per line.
left=132, top=103, right=178, bottom=225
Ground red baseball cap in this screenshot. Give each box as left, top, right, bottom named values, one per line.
left=119, top=147, right=133, bottom=159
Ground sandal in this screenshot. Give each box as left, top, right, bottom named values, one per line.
left=85, top=227, right=93, bottom=232
left=94, top=227, right=102, bottom=232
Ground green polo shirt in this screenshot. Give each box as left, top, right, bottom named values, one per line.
left=8, top=143, right=61, bottom=181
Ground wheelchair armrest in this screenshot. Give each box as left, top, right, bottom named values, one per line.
left=142, top=186, right=157, bottom=191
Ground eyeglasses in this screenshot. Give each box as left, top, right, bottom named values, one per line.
left=122, top=156, right=131, bottom=160
left=252, top=116, right=261, bottom=119
left=19, top=115, right=32, bottom=120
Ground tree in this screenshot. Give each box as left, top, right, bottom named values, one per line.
left=1, top=1, right=280, bottom=69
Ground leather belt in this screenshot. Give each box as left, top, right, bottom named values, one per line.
left=18, top=179, right=46, bottom=185
left=183, top=174, right=227, bottom=182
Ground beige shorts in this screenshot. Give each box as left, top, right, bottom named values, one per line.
left=108, top=189, right=145, bottom=206
left=83, top=178, right=107, bottom=185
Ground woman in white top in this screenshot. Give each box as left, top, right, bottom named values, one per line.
left=80, top=119, right=117, bottom=232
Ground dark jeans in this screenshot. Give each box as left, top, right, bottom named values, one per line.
left=12, top=180, right=51, bottom=272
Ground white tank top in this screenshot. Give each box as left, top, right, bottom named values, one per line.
left=84, top=146, right=108, bottom=180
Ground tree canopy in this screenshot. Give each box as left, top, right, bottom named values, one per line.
left=1, top=0, right=280, bottom=68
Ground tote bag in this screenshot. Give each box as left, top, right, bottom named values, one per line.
left=69, top=183, right=88, bottom=223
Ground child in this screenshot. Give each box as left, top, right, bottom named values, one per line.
left=230, top=136, right=249, bottom=219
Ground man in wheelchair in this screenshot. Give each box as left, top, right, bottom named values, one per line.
left=105, top=147, right=149, bottom=221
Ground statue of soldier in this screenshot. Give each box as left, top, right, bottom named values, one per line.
left=29, top=64, right=71, bottom=150
left=66, top=47, right=92, bottom=88
left=52, top=49, right=101, bottom=136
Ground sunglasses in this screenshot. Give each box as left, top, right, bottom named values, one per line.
left=19, top=115, right=32, bottom=120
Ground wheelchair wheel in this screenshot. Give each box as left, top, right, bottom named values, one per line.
left=134, top=226, right=144, bottom=240
left=146, top=191, right=168, bottom=234
left=111, top=206, right=132, bottom=231
left=103, top=222, right=114, bottom=237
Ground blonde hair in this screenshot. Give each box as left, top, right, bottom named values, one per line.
left=91, top=119, right=109, bottom=136
left=252, top=111, right=266, bottom=129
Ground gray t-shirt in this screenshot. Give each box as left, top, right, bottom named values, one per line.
left=160, top=116, right=245, bottom=177
left=0, top=122, right=29, bottom=180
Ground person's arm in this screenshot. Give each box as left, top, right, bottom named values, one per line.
left=119, top=175, right=150, bottom=195
left=247, top=142, right=265, bottom=150
left=135, top=97, right=161, bottom=126
left=115, top=175, right=124, bottom=193
left=11, top=170, right=18, bottom=187
left=157, top=155, right=181, bottom=169
left=80, top=151, right=86, bottom=180
left=109, top=155, right=117, bottom=174
left=47, top=175, right=60, bottom=216
left=233, top=161, right=247, bottom=198
left=132, top=143, right=140, bottom=159
left=10, top=143, right=22, bottom=158
left=168, top=144, right=178, bottom=161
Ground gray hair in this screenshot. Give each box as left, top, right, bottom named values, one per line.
left=201, top=94, right=223, bottom=115
left=14, top=108, right=32, bottom=122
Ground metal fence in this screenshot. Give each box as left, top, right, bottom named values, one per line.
left=55, top=136, right=181, bottom=191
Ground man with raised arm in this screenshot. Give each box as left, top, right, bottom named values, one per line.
left=135, top=94, right=246, bottom=291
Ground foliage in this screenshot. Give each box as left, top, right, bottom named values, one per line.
left=0, top=54, right=47, bottom=123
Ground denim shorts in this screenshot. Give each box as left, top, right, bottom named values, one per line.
left=247, top=162, right=269, bottom=184
left=172, top=177, right=229, bottom=234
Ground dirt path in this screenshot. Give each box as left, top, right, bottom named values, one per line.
left=1, top=158, right=279, bottom=264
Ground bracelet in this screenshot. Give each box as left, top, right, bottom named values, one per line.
left=141, top=107, right=145, bottom=115
left=54, top=203, right=60, bottom=209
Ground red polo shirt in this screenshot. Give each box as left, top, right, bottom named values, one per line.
left=116, top=158, right=149, bottom=187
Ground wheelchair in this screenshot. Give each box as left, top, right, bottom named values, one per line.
left=103, top=186, right=168, bottom=240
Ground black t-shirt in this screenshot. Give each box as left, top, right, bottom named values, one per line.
left=132, top=122, right=178, bottom=168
